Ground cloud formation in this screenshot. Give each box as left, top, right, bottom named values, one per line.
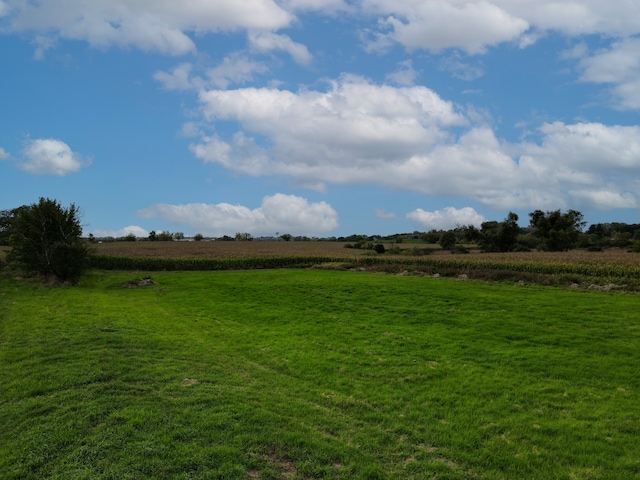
left=186, top=76, right=640, bottom=212
left=407, top=206, right=486, bottom=230
left=3, top=0, right=292, bottom=55
left=362, top=0, right=640, bottom=53
left=0, top=147, right=9, bottom=160
left=15, top=138, right=88, bottom=176
left=2, top=0, right=640, bottom=63
left=577, top=38, right=640, bottom=110
left=137, top=194, right=339, bottom=236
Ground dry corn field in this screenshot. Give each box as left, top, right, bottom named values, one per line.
left=92, top=240, right=639, bottom=265
left=89, top=241, right=640, bottom=281
left=3, top=243, right=640, bottom=282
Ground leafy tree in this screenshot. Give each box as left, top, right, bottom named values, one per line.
left=479, top=212, right=521, bottom=252
left=279, top=233, right=292, bottom=242
left=157, top=231, right=173, bottom=241
left=7, top=197, right=89, bottom=283
left=0, top=207, right=24, bottom=246
left=235, top=232, right=253, bottom=241
left=528, top=209, right=585, bottom=251
left=439, top=231, right=456, bottom=251
left=148, top=230, right=157, bottom=241
left=194, top=233, right=204, bottom=241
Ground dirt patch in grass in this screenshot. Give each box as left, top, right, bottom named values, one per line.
left=119, top=277, right=156, bottom=288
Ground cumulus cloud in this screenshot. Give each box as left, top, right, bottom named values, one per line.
left=577, top=38, right=640, bottom=110
left=280, top=0, right=353, bottom=13
left=154, top=56, right=270, bottom=91
left=364, top=0, right=529, bottom=54
left=525, top=122, right=640, bottom=173
left=407, top=206, right=486, bottom=230
left=361, top=0, right=640, bottom=54
left=0, top=147, right=9, bottom=160
left=186, top=76, right=640, bottom=212
left=192, top=75, right=467, bottom=186
left=248, top=32, right=313, bottom=65
left=15, top=138, right=89, bottom=176
left=4, top=0, right=292, bottom=55
left=137, top=194, right=339, bottom=236
left=385, top=60, right=418, bottom=86
left=569, top=190, right=637, bottom=210
left=89, top=225, right=149, bottom=238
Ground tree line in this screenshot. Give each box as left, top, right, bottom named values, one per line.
left=2, top=198, right=639, bottom=284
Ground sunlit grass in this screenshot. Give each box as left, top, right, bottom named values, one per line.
left=1, top=270, right=639, bottom=479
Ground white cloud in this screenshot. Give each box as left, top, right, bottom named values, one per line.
left=5, top=0, right=292, bottom=55
left=187, top=74, right=640, bottom=212
left=0, top=147, right=9, bottom=160
left=154, top=55, right=270, bottom=91
left=578, top=38, right=640, bottom=110
left=360, top=1, right=640, bottom=54
left=89, top=225, right=149, bottom=238
left=385, top=60, right=418, bottom=86
left=137, top=194, right=339, bottom=236
left=527, top=122, right=640, bottom=173
left=16, top=138, right=89, bottom=176
left=498, top=0, right=640, bottom=38
left=206, top=53, right=270, bottom=88
left=153, top=63, right=196, bottom=91
left=439, top=55, right=485, bottom=81
left=365, top=0, right=529, bottom=54
left=375, top=209, right=396, bottom=220
left=0, top=1, right=9, bottom=17
left=280, top=0, right=353, bottom=13
left=248, top=32, right=312, bottom=65
left=194, top=75, right=466, bottom=174
left=407, top=206, right=486, bottom=230
left=569, top=190, right=637, bottom=210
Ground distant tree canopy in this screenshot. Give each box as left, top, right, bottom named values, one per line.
left=479, top=212, right=521, bottom=252
left=529, top=209, right=586, bottom=251
left=7, top=197, right=89, bottom=283
left=0, top=208, right=22, bottom=246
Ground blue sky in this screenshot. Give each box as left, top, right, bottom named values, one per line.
left=1, top=0, right=639, bottom=238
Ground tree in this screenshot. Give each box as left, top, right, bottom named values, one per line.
left=0, top=207, right=24, bottom=246
left=7, top=197, right=89, bottom=283
left=157, top=231, right=173, bottom=241
left=528, top=209, right=585, bottom=251
left=479, top=212, right=521, bottom=252
left=439, top=231, right=456, bottom=251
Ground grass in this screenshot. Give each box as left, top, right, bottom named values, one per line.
left=1, top=269, right=639, bottom=479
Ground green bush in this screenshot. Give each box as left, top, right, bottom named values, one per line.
left=7, top=197, right=89, bottom=284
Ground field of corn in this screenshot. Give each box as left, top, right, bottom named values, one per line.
left=82, top=241, right=640, bottom=287
left=3, top=242, right=640, bottom=286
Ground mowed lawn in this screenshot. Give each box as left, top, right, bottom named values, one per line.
left=1, top=270, right=639, bottom=479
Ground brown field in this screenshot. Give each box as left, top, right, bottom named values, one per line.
left=91, top=240, right=640, bottom=268
left=93, top=240, right=369, bottom=259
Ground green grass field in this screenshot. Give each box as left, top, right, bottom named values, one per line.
left=1, top=269, right=639, bottom=479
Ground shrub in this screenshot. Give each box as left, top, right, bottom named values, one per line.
left=7, top=197, right=89, bottom=283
